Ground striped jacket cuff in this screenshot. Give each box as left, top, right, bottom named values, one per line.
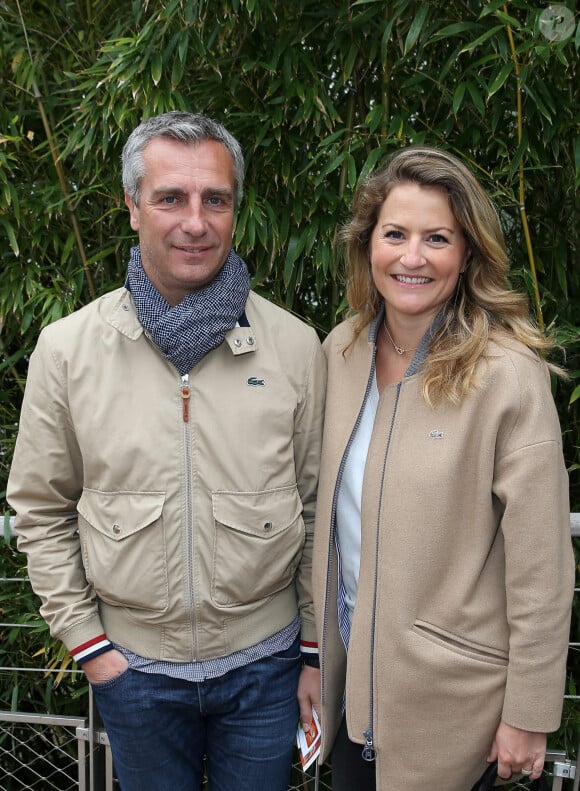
left=71, top=634, right=114, bottom=666
left=300, top=639, right=319, bottom=667
left=300, top=639, right=318, bottom=655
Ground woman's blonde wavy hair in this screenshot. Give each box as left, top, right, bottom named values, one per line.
left=341, top=145, right=560, bottom=406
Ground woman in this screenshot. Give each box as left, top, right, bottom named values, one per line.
left=312, top=146, right=574, bottom=790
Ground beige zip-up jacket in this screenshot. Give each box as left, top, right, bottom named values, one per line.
left=313, top=315, right=574, bottom=790
left=8, top=287, right=326, bottom=664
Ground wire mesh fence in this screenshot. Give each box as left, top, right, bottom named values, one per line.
left=0, top=708, right=331, bottom=791
left=0, top=713, right=91, bottom=791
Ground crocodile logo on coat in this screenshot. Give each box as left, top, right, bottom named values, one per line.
left=428, top=429, right=444, bottom=439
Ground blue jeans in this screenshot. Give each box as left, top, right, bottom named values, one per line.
left=91, top=637, right=301, bottom=791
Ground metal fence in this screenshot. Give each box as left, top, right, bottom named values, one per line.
left=0, top=711, right=105, bottom=791
left=0, top=706, right=329, bottom=791
left=1, top=516, right=578, bottom=790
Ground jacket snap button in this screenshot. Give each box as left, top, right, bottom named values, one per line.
left=246, top=337, right=255, bottom=346
left=112, top=523, right=121, bottom=535
left=263, top=521, right=273, bottom=531
left=234, top=338, right=242, bottom=347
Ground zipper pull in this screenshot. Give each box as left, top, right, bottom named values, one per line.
left=362, top=729, right=376, bottom=762
left=181, top=374, right=190, bottom=423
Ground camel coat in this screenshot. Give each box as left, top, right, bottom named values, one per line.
left=312, top=315, right=574, bottom=790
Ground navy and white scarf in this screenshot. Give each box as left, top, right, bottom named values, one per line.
left=125, top=246, right=250, bottom=375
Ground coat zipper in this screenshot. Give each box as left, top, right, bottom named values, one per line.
left=320, top=345, right=378, bottom=756
left=363, top=381, right=401, bottom=762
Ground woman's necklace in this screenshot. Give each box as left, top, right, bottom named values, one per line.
left=383, top=317, right=418, bottom=356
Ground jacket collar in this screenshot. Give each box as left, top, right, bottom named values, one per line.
left=106, top=288, right=258, bottom=356
left=107, top=288, right=145, bottom=340
left=224, top=314, right=259, bottom=356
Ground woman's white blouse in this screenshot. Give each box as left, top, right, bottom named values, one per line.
left=335, top=372, right=380, bottom=625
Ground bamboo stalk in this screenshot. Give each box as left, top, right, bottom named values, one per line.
left=15, top=0, right=96, bottom=302
left=503, top=5, right=545, bottom=331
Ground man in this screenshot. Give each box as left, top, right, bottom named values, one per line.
left=7, top=111, right=325, bottom=791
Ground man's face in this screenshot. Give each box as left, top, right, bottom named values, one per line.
left=125, top=137, right=236, bottom=305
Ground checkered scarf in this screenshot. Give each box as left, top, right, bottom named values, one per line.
left=125, top=246, right=250, bottom=375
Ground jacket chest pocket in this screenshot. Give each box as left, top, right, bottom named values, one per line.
left=211, top=486, right=305, bottom=607
left=77, top=489, right=168, bottom=612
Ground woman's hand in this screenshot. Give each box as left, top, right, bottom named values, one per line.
left=487, top=721, right=546, bottom=781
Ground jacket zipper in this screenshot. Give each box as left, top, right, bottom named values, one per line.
left=181, top=375, right=191, bottom=422
left=181, top=373, right=196, bottom=657
left=320, top=345, right=378, bottom=756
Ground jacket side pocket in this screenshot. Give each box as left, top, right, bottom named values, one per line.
left=211, top=486, right=304, bottom=607
left=77, top=489, right=168, bottom=611
left=413, top=620, right=508, bottom=666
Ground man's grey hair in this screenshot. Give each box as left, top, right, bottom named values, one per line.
left=122, top=111, right=245, bottom=208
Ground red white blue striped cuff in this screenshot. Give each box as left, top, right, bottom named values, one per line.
left=71, top=634, right=114, bottom=666
left=300, top=640, right=320, bottom=668
left=300, top=640, right=318, bottom=655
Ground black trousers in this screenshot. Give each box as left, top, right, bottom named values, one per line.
left=331, top=716, right=377, bottom=791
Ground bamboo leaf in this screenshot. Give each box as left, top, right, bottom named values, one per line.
left=0, top=217, right=19, bottom=256
left=284, top=234, right=305, bottom=285
left=492, top=9, right=524, bottom=28
left=478, top=0, right=507, bottom=17
left=466, top=81, right=485, bottom=115
left=320, top=151, right=348, bottom=179
left=452, top=82, right=467, bottom=115
left=60, top=232, right=76, bottom=265
left=431, top=22, right=480, bottom=40
left=487, top=61, right=513, bottom=97
left=343, top=43, right=358, bottom=81
left=404, top=5, right=430, bottom=55
left=359, top=148, right=385, bottom=181
left=570, top=385, right=580, bottom=405
left=171, top=53, right=186, bottom=87
left=150, top=51, right=163, bottom=85
left=459, top=24, right=503, bottom=54
left=347, top=154, right=357, bottom=189
left=522, top=83, right=553, bottom=123
left=366, top=104, right=384, bottom=135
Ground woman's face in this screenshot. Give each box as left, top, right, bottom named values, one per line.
left=369, top=182, right=470, bottom=325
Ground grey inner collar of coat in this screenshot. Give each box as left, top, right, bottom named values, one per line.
left=367, top=306, right=443, bottom=378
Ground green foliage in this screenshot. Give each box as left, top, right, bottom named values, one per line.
left=0, top=534, right=86, bottom=715
left=0, top=0, right=578, bottom=758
